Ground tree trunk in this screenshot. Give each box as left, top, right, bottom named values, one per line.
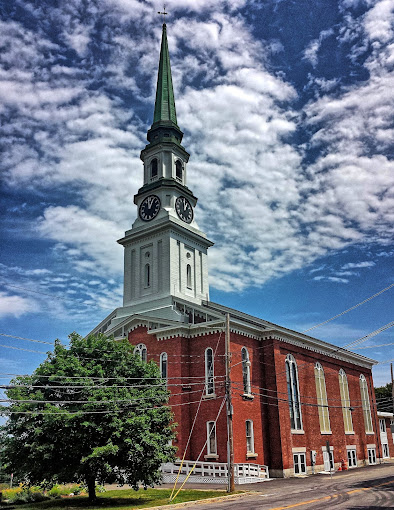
left=86, top=477, right=96, bottom=502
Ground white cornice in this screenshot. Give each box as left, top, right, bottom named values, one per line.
left=260, top=331, right=376, bottom=369
left=118, top=216, right=213, bottom=248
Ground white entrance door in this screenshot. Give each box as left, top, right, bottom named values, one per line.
left=323, top=451, right=334, bottom=471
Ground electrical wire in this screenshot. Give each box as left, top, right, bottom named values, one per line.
left=302, top=282, right=394, bottom=333
left=0, top=394, right=225, bottom=415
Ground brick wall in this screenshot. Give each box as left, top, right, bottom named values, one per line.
left=128, top=327, right=379, bottom=476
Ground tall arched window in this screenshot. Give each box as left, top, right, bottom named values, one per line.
left=339, top=369, right=353, bottom=433
left=144, top=263, right=150, bottom=287
left=314, top=363, right=330, bottom=433
left=205, top=347, right=215, bottom=395
left=150, top=158, right=158, bottom=178
left=175, top=160, right=183, bottom=180
left=186, top=264, right=192, bottom=289
left=160, top=352, right=168, bottom=382
left=360, top=374, right=373, bottom=433
left=134, top=343, right=147, bottom=362
left=285, top=354, right=302, bottom=431
left=241, top=347, right=251, bottom=395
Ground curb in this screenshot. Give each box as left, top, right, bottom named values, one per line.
left=140, top=491, right=257, bottom=510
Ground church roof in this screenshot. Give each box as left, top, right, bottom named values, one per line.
left=152, top=23, right=178, bottom=127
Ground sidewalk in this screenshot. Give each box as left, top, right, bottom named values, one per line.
left=104, top=459, right=394, bottom=492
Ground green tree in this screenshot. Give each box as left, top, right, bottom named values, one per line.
left=374, top=382, right=393, bottom=411
left=0, top=333, right=175, bottom=501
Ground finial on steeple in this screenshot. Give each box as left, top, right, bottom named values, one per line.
left=157, top=4, right=168, bottom=25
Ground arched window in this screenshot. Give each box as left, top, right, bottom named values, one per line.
left=150, top=158, right=158, bottom=178
left=339, top=369, right=353, bottom=433
left=144, top=263, right=150, bottom=287
left=360, top=374, right=373, bottom=433
left=160, top=352, right=168, bottom=382
left=241, top=347, right=251, bottom=395
left=285, top=354, right=302, bottom=430
left=175, top=160, right=183, bottom=180
left=314, top=363, right=330, bottom=433
left=246, top=420, right=254, bottom=453
left=134, top=343, right=147, bottom=362
left=205, top=347, right=214, bottom=395
left=186, top=264, right=192, bottom=289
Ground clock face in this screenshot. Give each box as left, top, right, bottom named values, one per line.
left=175, top=196, right=193, bottom=224
left=139, top=195, right=161, bottom=221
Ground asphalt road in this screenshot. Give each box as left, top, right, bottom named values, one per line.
left=173, top=462, right=394, bottom=509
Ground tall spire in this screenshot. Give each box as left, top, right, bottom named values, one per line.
left=153, top=23, right=178, bottom=127
left=146, top=22, right=184, bottom=145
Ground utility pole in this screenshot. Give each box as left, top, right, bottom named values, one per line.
left=225, top=313, right=235, bottom=493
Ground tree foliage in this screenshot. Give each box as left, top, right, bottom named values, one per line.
left=374, top=382, right=393, bottom=411
left=0, top=333, right=175, bottom=500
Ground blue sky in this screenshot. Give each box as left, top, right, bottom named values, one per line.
left=0, top=0, right=393, bottom=388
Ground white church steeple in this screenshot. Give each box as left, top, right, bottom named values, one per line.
left=117, top=23, right=213, bottom=312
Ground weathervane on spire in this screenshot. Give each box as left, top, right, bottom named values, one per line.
left=158, top=5, right=168, bottom=24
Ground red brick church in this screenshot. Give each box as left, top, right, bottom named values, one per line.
left=88, top=23, right=393, bottom=481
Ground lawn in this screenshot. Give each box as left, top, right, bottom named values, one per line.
left=2, top=488, right=234, bottom=510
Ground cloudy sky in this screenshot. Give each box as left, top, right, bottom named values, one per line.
left=1, top=0, right=393, bottom=388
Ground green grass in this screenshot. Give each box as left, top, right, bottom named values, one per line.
left=2, top=488, right=234, bottom=510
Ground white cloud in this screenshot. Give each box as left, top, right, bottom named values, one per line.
left=341, top=261, right=375, bottom=269
left=0, top=292, right=37, bottom=318
left=37, top=206, right=124, bottom=276
left=313, top=276, right=349, bottom=284
left=1, top=1, right=393, bottom=299
left=303, top=29, right=334, bottom=67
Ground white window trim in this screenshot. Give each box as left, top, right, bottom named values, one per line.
left=246, top=419, right=255, bottom=455
left=286, top=354, right=303, bottom=431
left=347, top=448, right=357, bottom=468
left=160, top=352, right=168, bottom=381
left=293, top=452, right=307, bottom=475
left=339, top=369, right=354, bottom=434
left=204, top=347, right=215, bottom=396
left=241, top=347, right=252, bottom=396
left=186, top=264, right=192, bottom=289
left=150, top=157, right=159, bottom=181
left=367, top=447, right=377, bottom=465
left=206, top=421, right=218, bottom=457
left=360, top=374, right=373, bottom=434
left=134, top=343, right=147, bottom=362
left=315, top=362, right=331, bottom=434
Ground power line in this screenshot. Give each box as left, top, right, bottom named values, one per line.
left=356, top=342, right=394, bottom=349
left=0, top=333, right=53, bottom=345
left=1, top=386, right=222, bottom=405
left=0, top=332, right=225, bottom=359
left=302, top=282, right=394, bottom=333
left=0, top=373, right=225, bottom=381
left=0, top=394, right=225, bottom=415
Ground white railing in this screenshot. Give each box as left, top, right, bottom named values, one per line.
left=162, top=461, right=269, bottom=481
left=235, top=463, right=268, bottom=478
